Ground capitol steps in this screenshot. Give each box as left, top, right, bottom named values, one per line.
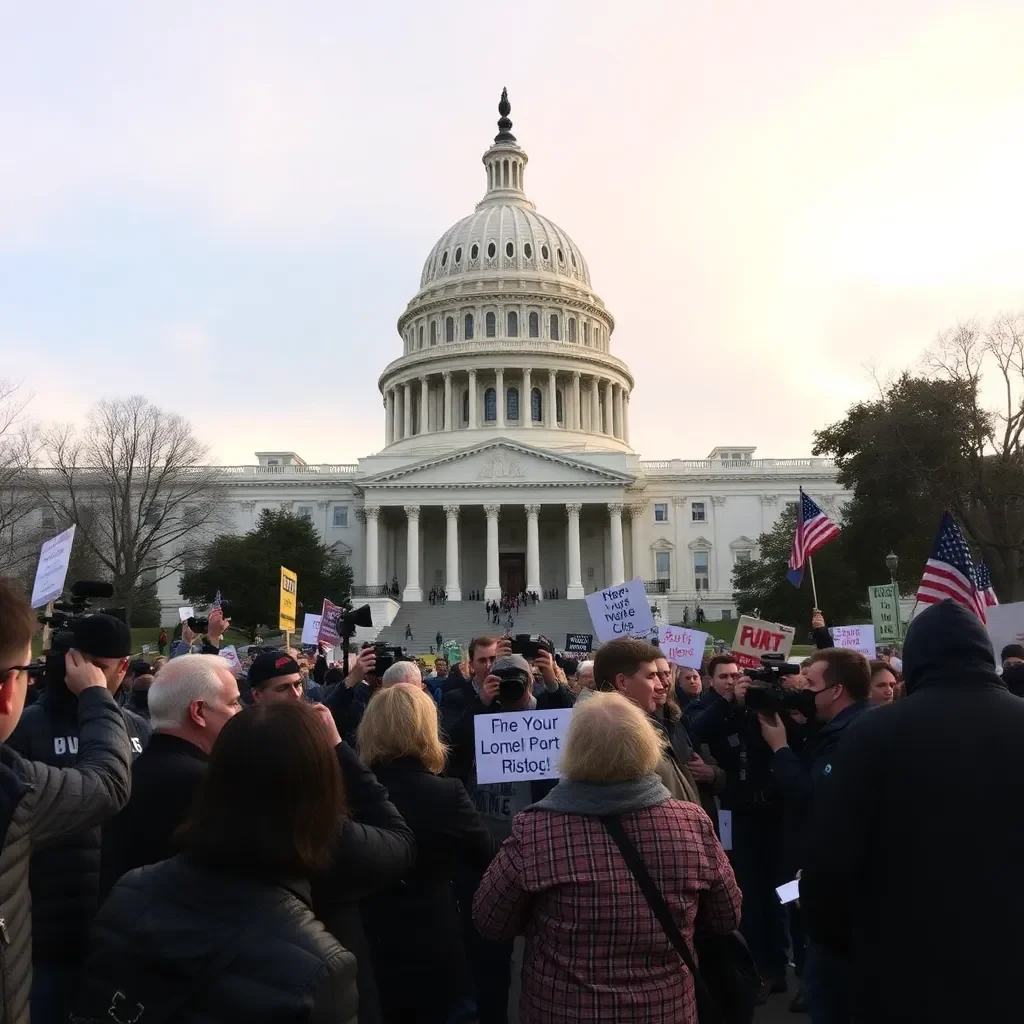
left=375, top=599, right=596, bottom=653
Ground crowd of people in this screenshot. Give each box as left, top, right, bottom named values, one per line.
left=0, top=574, right=1022, bottom=1023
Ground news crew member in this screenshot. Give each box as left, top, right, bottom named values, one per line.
left=0, top=578, right=131, bottom=1024
left=9, top=611, right=150, bottom=1024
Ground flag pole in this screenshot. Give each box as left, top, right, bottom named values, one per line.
left=807, top=555, right=819, bottom=609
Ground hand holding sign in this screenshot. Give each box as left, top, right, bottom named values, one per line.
left=585, top=579, right=655, bottom=643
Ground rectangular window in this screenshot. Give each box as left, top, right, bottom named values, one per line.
left=333, top=506, right=349, bottom=528
left=693, top=550, right=709, bottom=590
left=655, top=551, right=671, bottom=583
left=297, top=506, right=313, bottom=520
left=721, top=608, right=733, bottom=620
left=735, top=550, right=751, bottom=565
left=654, top=502, right=668, bottom=523
left=691, top=502, right=706, bottom=522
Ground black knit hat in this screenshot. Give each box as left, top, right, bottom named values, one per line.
left=248, top=651, right=301, bottom=687
left=71, top=614, right=132, bottom=660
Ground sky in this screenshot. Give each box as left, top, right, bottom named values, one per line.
left=1, top=0, right=1023, bottom=466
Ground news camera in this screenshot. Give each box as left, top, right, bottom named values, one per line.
left=510, top=633, right=554, bottom=660
left=742, top=654, right=805, bottom=715
left=36, top=580, right=125, bottom=686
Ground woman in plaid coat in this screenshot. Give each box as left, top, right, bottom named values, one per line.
left=473, top=691, right=741, bottom=1023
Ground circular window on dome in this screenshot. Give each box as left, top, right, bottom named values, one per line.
left=454, top=246, right=462, bottom=264
left=487, top=241, right=496, bottom=259
left=505, top=241, right=514, bottom=258
left=557, top=248, right=564, bottom=264
left=470, top=243, right=479, bottom=260
left=441, top=250, right=448, bottom=268
left=524, top=242, right=533, bottom=260
left=541, top=244, right=550, bottom=261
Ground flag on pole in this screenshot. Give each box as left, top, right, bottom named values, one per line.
left=211, top=590, right=222, bottom=613
left=786, top=489, right=841, bottom=586
left=916, top=512, right=987, bottom=622
left=973, top=562, right=1000, bottom=608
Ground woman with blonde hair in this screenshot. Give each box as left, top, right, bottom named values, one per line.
left=359, top=683, right=498, bottom=1023
left=474, top=691, right=741, bottom=1023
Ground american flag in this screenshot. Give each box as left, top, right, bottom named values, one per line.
left=211, top=589, right=222, bottom=613
left=916, top=512, right=987, bottom=622
left=786, top=489, right=841, bottom=586
left=973, top=562, right=1000, bottom=608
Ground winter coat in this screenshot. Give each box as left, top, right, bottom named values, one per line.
left=801, top=600, right=1024, bottom=1024
left=0, top=687, right=130, bottom=1024
left=6, top=681, right=149, bottom=965
left=75, top=855, right=358, bottom=1024
left=362, top=756, right=498, bottom=1021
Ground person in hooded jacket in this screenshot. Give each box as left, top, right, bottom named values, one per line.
left=7, top=614, right=151, bottom=1024
left=800, top=600, right=1024, bottom=1024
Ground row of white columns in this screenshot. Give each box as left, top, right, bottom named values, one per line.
left=383, top=370, right=630, bottom=444
left=361, top=501, right=638, bottom=602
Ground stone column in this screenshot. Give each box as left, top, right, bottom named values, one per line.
left=484, top=504, right=501, bottom=601
left=523, top=367, right=532, bottom=428
left=443, top=372, right=453, bottom=431
left=403, top=384, right=412, bottom=440
left=403, top=505, right=422, bottom=601
left=603, top=380, right=613, bottom=435
left=364, top=506, right=381, bottom=588
left=566, top=503, right=584, bottom=599
left=608, top=503, right=625, bottom=585
left=392, top=388, right=401, bottom=443
left=443, top=505, right=462, bottom=601
left=384, top=392, right=393, bottom=446
left=496, top=368, right=505, bottom=428
left=468, top=370, right=478, bottom=429
left=420, top=377, right=429, bottom=434
left=627, top=503, right=647, bottom=582
left=590, top=378, right=600, bottom=434
left=623, top=392, right=630, bottom=444
left=525, top=504, right=541, bottom=597
left=572, top=372, right=581, bottom=430
left=613, top=384, right=624, bottom=439
left=548, top=369, right=558, bottom=428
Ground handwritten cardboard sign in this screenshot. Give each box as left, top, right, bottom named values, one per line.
left=830, top=624, right=875, bottom=658
left=585, top=578, right=655, bottom=642
left=474, top=708, right=573, bottom=784
left=659, top=626, right=709, bottom=669
left=731, top=615, right=796, bottom=670
left=31, top=525, right=77, bottom=609
left=300, top=613, right=322, bottom=646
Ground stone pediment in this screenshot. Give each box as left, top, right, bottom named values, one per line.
left=361, top=440, right=634, bottom=490
left=729, top=535, right=757, bottom=550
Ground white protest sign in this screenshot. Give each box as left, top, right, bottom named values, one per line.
left=986, top=602, right=1024, bottom=664
left=732, top=616, right=796, bottom=670
left=31, top=525, right=76, bottom=608
left=474, top=708, right=573, bottom=785
left=141, top=644, right=152, bottom=655
left=219, top=645, right=242, bottom=676
left=178, top=607, right=194, bottom=622
left=301, top=613, right=323, bottom=646
left=718, top=809, right=733, bottom=851
left=659, top=626, right=709, bottom=669
left=585, top=578, right=655, bottom=643
left=830, top=624, right=875, bottom=658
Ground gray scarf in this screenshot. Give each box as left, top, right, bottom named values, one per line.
left=528, top=774, right=671, bottom=816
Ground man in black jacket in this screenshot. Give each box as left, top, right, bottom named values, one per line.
left=801, top=600, right=1024, bottom=1024
left=9, top=612, right=150, bottom=1024
left=0, top=578, right=132, bottom=1024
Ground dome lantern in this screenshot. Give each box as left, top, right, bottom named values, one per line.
left=478, top=88, right=531, bottom=211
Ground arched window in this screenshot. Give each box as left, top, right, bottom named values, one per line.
left=531, top=388, right=543, bottom=423
left=462, top=390, right=469, bottom=424
left=556, top=390, right=563, bottom=424
left=507, top=387, right=520, bottom=421
left=430, top=321, right=438, bottom=346
left=464, top=313, right=474, bottom=340
left=583, top=321, right=590, bottom=346
left=549, top=314, right=560, bottom=341
left=418, top=325, right=424, bottom=348
left=484, top=388, right=497, bottom=422
left=568, top=317, right=577, bottom=343
left=529, top=312, right=539, bottom=338
left=445, top=317, right=454, bottom=343
left=507, top=311, right=518, bottom=337
left=486, top=312, right=496, bottom=338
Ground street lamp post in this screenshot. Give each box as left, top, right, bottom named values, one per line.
left=885, top=551, right=902, bottom=640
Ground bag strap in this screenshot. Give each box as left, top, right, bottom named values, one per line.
left=600, top=815, right=720, bottom=1021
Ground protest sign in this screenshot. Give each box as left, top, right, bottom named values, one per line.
left=658, top=626, right=709, bottom=669
left=565, top=633, right=593, bottom=654
left=178, top=607, right=194, bottom=622
left=474, top=708, right=573, bottom=785
left=731, top=616, right=796, bottom=670
left=830, top=624, right=875, bottom=658
left=443, top=640, right=462, bottom=665
left=986, top=602, right=1024, bottom=663
left=869, top=584, right=901, bottom=643
left=30, top=525, right=76, bottom=608
left=279, top=566, right=297, bottom=632
left=300, top=613, right=322, bottom=646
left=585, top=579, right=655, bottom=643
left=318, top=599, right=342, bottom=646
left=141, top=644, right=151, bottom=655
left=220, top=645, right=242, bottom=676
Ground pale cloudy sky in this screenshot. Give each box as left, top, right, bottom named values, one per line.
left=1, top=0, right=1022, bottom=465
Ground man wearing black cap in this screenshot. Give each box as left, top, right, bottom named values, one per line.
left=247, top=650, right=308, bottom=703
left=8, top=612, right=152, bottom=1024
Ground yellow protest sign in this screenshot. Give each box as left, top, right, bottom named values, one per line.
left=279, top=566, right=297, bottom=631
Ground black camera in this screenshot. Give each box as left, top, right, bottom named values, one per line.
left=373, top=643, right=404, bottom=675
left=187, top=616, right=209, bottom=633
left=493, top=662, right=530, bottom=705
left=510, top=634, right=554, bottom=660
left=38, top=580, right=123, bottom=686
left=743, top=654, right=805, bottom=715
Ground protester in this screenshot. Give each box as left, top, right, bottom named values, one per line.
left=100, top=653, right=243, bottom=895
left=0, top=578, right=132, bottom=1024
left=157, top=627, right=168, bottom=656
left=440, top=636, right=501, bottom=782
left=801, top=600, right=1024, bottom=1024
left=381, top=660, right=424, bottom=689
left=867, top=659, right=898, bottom=705
left=473, top=691, right=741, bottom=1023
left=120, top=658, right=154, bottom=717
left=1000, top=642, right=1024, bottom=668
left=76, top=701, right=359, bottom=1023
left=674, top=664, right=703, bottom=711
left=324, top=644, right=378, bottom=744
left=576, top=659, right=594, bottom=690
left=358, top=684, right=498, bottom=1023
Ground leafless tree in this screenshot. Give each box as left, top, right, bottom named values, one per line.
left=33, top=396, right=225, bottom=622
left=0, top=380, right=40, bottom=578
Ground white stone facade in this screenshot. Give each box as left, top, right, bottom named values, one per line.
left=153, top=94, right=845, bottom=625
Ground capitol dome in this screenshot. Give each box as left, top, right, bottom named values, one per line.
left=378, top=90, right=633, bottom=456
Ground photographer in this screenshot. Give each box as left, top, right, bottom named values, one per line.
left=323, top=644, right=379, bottom=744
left=0, top=579, right=133, bottom=1024
left=167, top=607, right=230, bottom=658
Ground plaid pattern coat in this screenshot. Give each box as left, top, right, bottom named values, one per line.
left=473, top=800, right=741, bottom=1023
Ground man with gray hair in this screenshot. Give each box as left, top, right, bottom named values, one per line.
left=381, top=660, right=425, bottom=690
left=100, top=654, right=242, bottom=895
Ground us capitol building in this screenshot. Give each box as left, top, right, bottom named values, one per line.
left=158, top=92, right=843, bottom=627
